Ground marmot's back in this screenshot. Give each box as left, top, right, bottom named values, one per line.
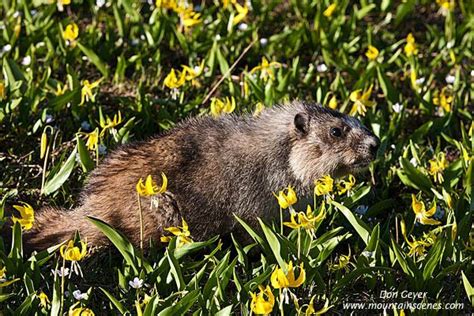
left=24, top=101, right=379, bottom=251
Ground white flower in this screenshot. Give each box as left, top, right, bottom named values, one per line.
left=2, top=44, right=12, bottom=53
left=445, top=74, right=455, bottom=84
left=131, top=39, right=139, bottom=46
left=73, top=290, right=89, bottom=300
left=355, top=205, right=368, bottom=215
left=259, top=38, right=268, bottom=46
left=215, top=34, right=221, bottom=41
left=471, top=70, right=474, bottom=77
left=52, top=267, right=69, bottom=277
left=98, top=144, right=107, bottom=155
left=409, top=157, right=418, bottom=167
left=21, top=56, right=31, bottom=66
left=392, top=103, right=403, bottom=113
left=238, top=23, right=248, bottom=31
left=415, top=77, right=425, bottom=85
left=316, top=63, right=328, bottom=72
left=13, top=11, right=21, bottom=18
left=45, top=114, right=54, bottom=124
left=129, top=277, right=144, bottom=289
left=96, top=0, right=106, bottom=8
left=446, top=41, right=455, bottom=49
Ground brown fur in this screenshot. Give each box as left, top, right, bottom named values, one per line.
left=22, top=101, right=379, bottom=251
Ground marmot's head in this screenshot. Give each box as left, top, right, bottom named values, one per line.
left=289, top=103, right=379, bottom=186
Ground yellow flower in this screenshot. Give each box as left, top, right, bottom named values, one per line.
left=69, top=307, right=95, bottom=316
left=57, top=0, right=71, bottom=12
left=436, top=0, right=454, bottom=11
left=250, top=57, right=281, bottom=81
left=273, top=186, right=298, bottom=209
left=328, top=95, right=338, bottom=109
left=349, top=85, right=376, bottom=116
left=80, top=79, right=102, bottom=105
left=337, top=174, right=356, bottom=195
left=253, top=102, right=265, bottom=116
left=323, top=3, right=337, bottom=17
left=0, top=81, right=5, bottom=100
left=303, top=297, right=332, bottom=315
left=271, top=261, right=306, bottom=289
left=411, top=194, right=441, bottom=225
left=163, top=68, right=186, bottom=89
left=329, top=251, right=351, bottom=271
left=40, top=131, right=48, bottom=159
left=136, top=173, right=168, bottom=196
left=428, top=152, right=448, bottom=183
left=210, top=97, right=236, bottom=117
left=59, top=0, right=71, bottom=5
left=85, top=128, right=99, bottom=151
left=232, top=2, right=248, bottom=25
left=62, top=23, right=79, bottom=41
left=284, top=204, right=326, bottom=232
left=314, top=175, right=334, bottom=196
left=404, top=33, right=418, bottom=57
left=100, top=111, right=123, bottom=136
left=365, top=45, right=379, bottom=61
left=161, top=219, right=193, bottom=247
left=181, top=61, right=204, bottom=81
left=55, top=82, right=68, bottom=96
left=410, top=69, right=418, bottom=89
left=12, top=202, right=35, bottom=230
left=60, top=240, right=88, bottom=261
left=156, top=0, right=177, bottom=10
left=433, top=87, right=453, bottom=113
left=38, top=291, right=50, bottom=308
left=250, top=285, right=275, bottom=315
left=0, top=267, right=6, bottom=278
left=181, top=9, right=201, bottom=28
left=400, top=220, right=436, bottom=257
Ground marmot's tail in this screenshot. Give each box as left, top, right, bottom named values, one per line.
left=23, top=207, right=105, bottom=253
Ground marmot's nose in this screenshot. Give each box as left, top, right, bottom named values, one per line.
left=369, top=137, right=380, bottom=156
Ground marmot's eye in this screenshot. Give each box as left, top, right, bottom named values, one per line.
left=330, top=127, right=343, bottom=138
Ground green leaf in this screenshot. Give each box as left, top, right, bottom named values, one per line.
left=390, top=239, right=414, bottom=277
left=43, top=149, right=77, bottom=195
left=215, top=305, right=233, bottom=316
left=100, top=288, right=128, bottom=314
left=77, top=42, right=109, bottom=77
left=167, top=248, right=185, bottom=291
left=397, top=157, right=433, bottom=193
left=158, top=290, right=199, bottom=316
left=258, top=218, right=287, bottom=270
left=422, top=238, right=445, bottom=281
left=76, top=135, right=94, bottom=172
left=332, top=201, right=371, bottom=245
left=461, top=271, right=474, bottom=305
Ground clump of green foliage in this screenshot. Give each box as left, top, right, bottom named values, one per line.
left=1, top=0, right=473, bottom=314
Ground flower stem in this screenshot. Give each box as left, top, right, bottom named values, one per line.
left=59, top=259, right=66, bottom=316
left=280, top=207, right=283, bottom=234
left=279, top=288, right=284, bottom=316
left=137, top=193, right=144, bottom=253
left=297, top=228, right=301, bottom=260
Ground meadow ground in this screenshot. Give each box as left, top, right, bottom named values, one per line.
left=0, top=0, right=473, bottom=315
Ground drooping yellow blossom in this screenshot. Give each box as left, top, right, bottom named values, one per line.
left=314, top=175, right=334, bottom=196
left=38, top=291, right=50, bottom=308
left=365, top=45, right=379, bottom=61
left=181, top=61, right=204, bottom=82
left=210, top=97, right=236, bottom=117
left=400, top=219, right=436, bottom=257
left=404, top=33, right=418, bottom=57
left=85, top=128, right=99, bottom=151
left=436, top=0, right=455, bottom=11
left=250, top=285, right=275, bottom=315
left=250, top=57, right=281, bottom=81
left=156, top=0, right=177, bottom=10
left=0, top=82, right=5, bottom=100
left=100, top=111, right=123, bottom=136
left=323, top=3, right=337, bottom=17
left=80, top=79, right=102, bottom=105
left=136, top=173, right=168, bottom=196
left=411, top=194, right=441, bottom=225
left=161, top=219, right=193, bottom=247
left=69, top=307, right=95, bottom=316
left=329, top=250, right=351, bottom=271
left=328, top=95, right=338, bottom=109
left=60, top=240, right=88, bottom=261
left=410, top=69, right=419, bottom=89
left=433, top=87, right=453, bottom=113
left=0, top=267, right=6, bottom=278
left=163, top=68, right=186, bottom=89
left=57, top=0, right=71, bottom=12
left=337, top=174, right=356, bottom=195
left=253, top=102, right=265, bottom=116
left=273, top=186, right=298, bottom=209
left=271, top=261, right=306, bottom=289
left=221, top=0, right=236, bottom=9
left=55, top=82, right=68, bottom=96
left=428, top=152, right=449, bottom=183
left=12, top=202, right=35, bottom=230
left=284, top=203, right=326, bottom=232
left=301, top=297, right=332, bottom=315
left=40, top=131, right=48, bottom=159
left=349, top=85, right=376, bottom=116
left=62, top=23, right=79, bottom=42
left=232, top=2, right=249, bottom=25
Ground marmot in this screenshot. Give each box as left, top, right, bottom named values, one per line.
left=22, top=101, right=379, bottom=251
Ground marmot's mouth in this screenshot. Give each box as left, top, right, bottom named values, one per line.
left=351, top=159, right=372, bottom=170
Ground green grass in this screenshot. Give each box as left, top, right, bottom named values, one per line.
left=1, top=0, right=473, bottom=314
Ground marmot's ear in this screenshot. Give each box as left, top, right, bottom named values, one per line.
left=294, top=112, right=309, bottom=135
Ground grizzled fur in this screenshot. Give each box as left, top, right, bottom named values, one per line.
left=23, top=101, right=379, bottom=251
